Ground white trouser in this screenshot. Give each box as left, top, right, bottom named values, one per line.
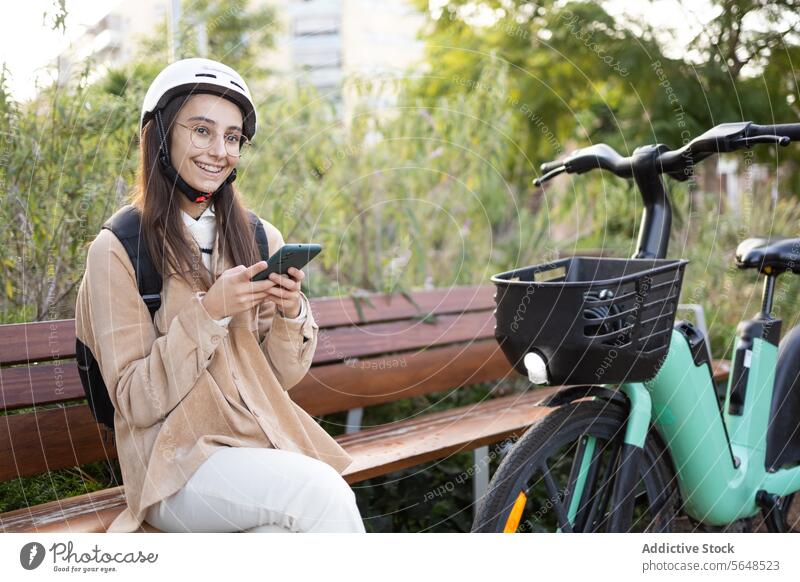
left=144, top=446, right=365, bottom=533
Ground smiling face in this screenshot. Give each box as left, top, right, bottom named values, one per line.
left=169, top=93, right=244, bottom=195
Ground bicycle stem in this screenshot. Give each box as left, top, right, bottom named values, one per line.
left=632, top=145, right=673, bottom=259
left=761, top=274, right=777, bottom=316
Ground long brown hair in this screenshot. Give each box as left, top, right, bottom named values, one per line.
left=127, top=93, right=261, bottom=292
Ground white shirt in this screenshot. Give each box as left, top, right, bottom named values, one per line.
left=180, top=202, right=306, bottom=326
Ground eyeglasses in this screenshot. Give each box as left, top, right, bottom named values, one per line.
left=174, top=121, right=249, bottom=157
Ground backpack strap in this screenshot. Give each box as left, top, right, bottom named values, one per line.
left=102, top=206, right=270, bottom=321
left=247, top=211, right=271, bottom=261
left=102, top=205, right=162, bottom=320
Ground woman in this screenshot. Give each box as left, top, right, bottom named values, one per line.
left=74, top=58, right=365, bottom=533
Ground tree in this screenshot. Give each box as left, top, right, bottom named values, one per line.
left=410, top=1, right=800, bottom=167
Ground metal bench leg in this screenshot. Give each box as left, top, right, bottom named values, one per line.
left=473, top=445, right=490, bottom=505
left=345, top=407, right=364, bottom=434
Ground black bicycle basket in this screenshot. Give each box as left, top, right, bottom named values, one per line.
left=492, top=256, right=689, bottom=385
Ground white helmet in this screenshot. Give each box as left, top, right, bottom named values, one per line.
left=140, top=58, right=257, bottom=140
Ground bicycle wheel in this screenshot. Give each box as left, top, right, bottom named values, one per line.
left=472, top=400, right=677, bottom=533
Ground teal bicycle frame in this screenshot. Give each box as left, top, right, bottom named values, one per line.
left=616, top=328, right=800, bottom=526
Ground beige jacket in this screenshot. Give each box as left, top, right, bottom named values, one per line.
left=74, top=212, right=353, bottom=533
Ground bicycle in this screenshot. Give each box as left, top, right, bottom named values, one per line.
left=472, top=121, right=800, bottom=533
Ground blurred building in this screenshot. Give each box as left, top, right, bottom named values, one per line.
left=55, top=0, right=425, bottom=115
left=54, top=0, right=168, bottom=87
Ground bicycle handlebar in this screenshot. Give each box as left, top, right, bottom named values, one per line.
left=532, top=120, right=800, bottom=260
left=534, top=121, right=800, bottom=186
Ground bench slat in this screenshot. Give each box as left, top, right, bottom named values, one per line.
left=0, top=286, right=495, bottom=366
left=0, top=406, right=117, bottom=482
left=339, top=389, right=558, bottom=482
left=0, top=320, right=76, bottom=368
left=293, top=340, right=512, bottom=415
left=1, top=363, right=86, bottom=411
left=0, top=487, right=152, bottom=533
left=310, top=285, right=495, bottom=328
left=312, top=310, right=495, bottom=364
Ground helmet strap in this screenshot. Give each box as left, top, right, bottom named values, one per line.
left=154, top=109, right=237, bottom=204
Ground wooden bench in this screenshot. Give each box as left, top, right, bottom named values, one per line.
left=0, top=284, right=731, bottom=533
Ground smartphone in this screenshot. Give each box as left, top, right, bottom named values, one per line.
left=251, top=243, right=322, bottom=282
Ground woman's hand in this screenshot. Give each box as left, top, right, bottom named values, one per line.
left=264, top=267, right=305, bottom=318
left=201, top=261, right=275, bottom=320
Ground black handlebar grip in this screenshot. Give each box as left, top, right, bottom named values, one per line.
left=751, top=123, right=800, bottom=141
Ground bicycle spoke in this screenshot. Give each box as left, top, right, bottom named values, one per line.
left=541, top=461, right=573, bottom=533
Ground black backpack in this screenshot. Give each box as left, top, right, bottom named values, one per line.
left=75, top=204, right=270, bottom=432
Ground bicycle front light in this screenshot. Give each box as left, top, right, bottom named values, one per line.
left=523, top=352, right=549, bottom=385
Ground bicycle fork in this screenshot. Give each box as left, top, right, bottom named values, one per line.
left=560, top=384, right=652, bottom=532
left=606, top=383, right=652, bottom=532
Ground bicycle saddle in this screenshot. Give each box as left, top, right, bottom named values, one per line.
left=736, top=237, right=800, bottom=275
